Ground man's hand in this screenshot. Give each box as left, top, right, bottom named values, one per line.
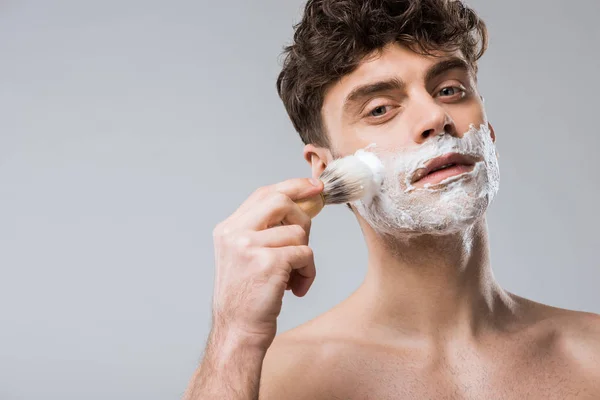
left=212, top=177, right=323, bottom=348
left=184, top=178, right=324, bottom=400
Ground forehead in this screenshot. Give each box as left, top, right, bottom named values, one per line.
left=323, top=43, right=468, bottom=108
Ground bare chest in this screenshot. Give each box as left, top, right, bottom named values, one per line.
left=322, top=349, right=598, bottom=400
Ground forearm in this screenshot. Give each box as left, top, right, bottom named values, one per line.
left=183, top=329, right=267, bottom=400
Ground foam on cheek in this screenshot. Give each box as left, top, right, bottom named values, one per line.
left=351, top=124, right=500, bottom=236
left=354, top=147, right=384, bottom=203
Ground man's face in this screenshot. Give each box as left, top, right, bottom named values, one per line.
left=321, top=42, right=488, bottom=156
left=317, top=42, right=499, bottom=236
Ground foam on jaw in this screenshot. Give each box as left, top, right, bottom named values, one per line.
left=354, top=147, right=384, bottom=203
left=350, top=124, right=500, bottom=236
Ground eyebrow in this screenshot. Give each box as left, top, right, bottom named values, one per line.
left=424, top=56, right=471, bottom=84
left=343, top=78, right=405, bottom=114
left=342, top=56, right=471, bottom=115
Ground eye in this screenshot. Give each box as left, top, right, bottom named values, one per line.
left=438, top=86, right=465, bottom=97
left=368, top=105, right=391, bottom=117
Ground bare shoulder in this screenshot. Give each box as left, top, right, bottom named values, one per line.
left=515, top=296, right=600, bottom=379
left=258, top=323, right=351, bottom=400
left=551, top=308, right=600, bottom=369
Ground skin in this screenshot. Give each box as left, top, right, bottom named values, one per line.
left=184, top=43, right=600, bottom=400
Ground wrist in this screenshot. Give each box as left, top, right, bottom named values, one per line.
left=211, top=316, right=275, bottom=352
left=207, top=326, right=269, bottom=366
left=189, top=326, right=267, bottom=400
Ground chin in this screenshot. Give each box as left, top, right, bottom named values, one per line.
left=389, top=207, right=487, bottom=238
left=355, top=180, right=494, bottom=239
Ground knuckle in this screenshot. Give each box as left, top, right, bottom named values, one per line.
left=213, top=223, right=225, bottom=239
left=233, top=235, right=252, bottom=250
left=272, top=267, right=290, bottom=282
left=303, top=246, right=314, bottom=259
left=270, top=192, right=291, bottom=208
left=252, top=186, right=270, bottom=198
left=254, top=249, right=277, bottom=270
left=291, top=224, right=308, bottom=241
left=216, top=221, right=235, bottom=237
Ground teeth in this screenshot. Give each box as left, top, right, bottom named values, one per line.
left=431, top=163, right=455, bottom=173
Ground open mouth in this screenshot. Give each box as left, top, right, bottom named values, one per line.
left=411, top=153, right=481, bottom=187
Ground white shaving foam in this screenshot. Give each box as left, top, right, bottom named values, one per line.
left=351, top=124, right=500, bottom=237
left=354, top=148, right=385, bottom=203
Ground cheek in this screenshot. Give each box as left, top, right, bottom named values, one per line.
left=330, top=126, right=389, bottom=156
left=356, top=120, right=416, bottom=152
left=448, top=101, right=487, bottom=135
left=331, top=136, right=374, bottom=157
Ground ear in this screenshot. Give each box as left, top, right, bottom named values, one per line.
left=488, top=122, right=496, bottom=143
left=303, top=144, right=332, bottom=179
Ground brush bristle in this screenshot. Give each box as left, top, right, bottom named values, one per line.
left=319, top=155, right=375, bottom=204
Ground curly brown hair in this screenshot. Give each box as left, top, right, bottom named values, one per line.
left=276, top=0, right=488, bottom=147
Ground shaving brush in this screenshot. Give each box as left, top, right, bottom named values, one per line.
left=295, top=151, right=384, bottom=218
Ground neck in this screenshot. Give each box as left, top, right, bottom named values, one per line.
left=352, top=216, right=517, bottom=343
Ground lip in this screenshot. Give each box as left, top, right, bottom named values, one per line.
left=411, top=153, right=481, bottom=186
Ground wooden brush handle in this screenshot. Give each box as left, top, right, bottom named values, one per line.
left=294, top=193, right=325, bottom=219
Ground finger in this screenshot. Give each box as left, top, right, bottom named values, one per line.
left=271, top=178, right=323, bottom=202
left=252, top=225, right=308, bottom=248
left=225, top=178, right=322, bottom=231
left=289, top=256, right=317, bottom=297
left=273, top=245, right=316, bottom=297
left=272, top=245, right=315, bottom=271
left=237, top=192, right=312, bottom=232
left=238, top=178, right=322, bottom=216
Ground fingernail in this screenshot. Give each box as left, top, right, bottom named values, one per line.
left=309, top=178, right=320, bottom=186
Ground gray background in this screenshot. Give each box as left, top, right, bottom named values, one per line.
left=1, top=0, right=598, bottom=399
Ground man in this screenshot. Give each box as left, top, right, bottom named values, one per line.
left=184, top=0, right=600, bottom=398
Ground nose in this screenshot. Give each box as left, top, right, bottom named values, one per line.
left=410, top=97, right=456, bottom=144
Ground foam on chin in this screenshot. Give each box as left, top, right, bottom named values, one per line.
left=351, top=124, right=500, bottom=237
